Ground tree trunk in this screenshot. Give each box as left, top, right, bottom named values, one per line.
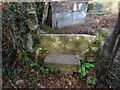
left=105, top=35, right=120, bottom=77
left=35, top=2, right=44, bottom=25
left=106, top=9, right=120, bottom=59
left=42, top=2, right=49, bottom=25
left=96, top=8, right=120, bottom=87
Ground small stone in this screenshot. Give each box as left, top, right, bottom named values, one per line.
left=31, top=69, right=35, bottom=72
left=16, top=80, right=25, bottom=86
left=38, top=83, right=45, bottom=88
left=37, top=83, right=41, bottom=86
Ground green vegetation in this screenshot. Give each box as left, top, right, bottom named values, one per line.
left=30, top=62, right=50, bottom=74
left=87, top=75, right=97, bottom=86
left=2, top=1, right=120, bottom=88
left=79, top=60, right=95, bottom=78
left=87, top=4, right=94, bottom=11
left=77, top=31, right=105, bottom=86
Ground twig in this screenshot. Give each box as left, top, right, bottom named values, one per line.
left=105, top=79, right=112, bottom=88
left=9, top=79, right=17, bottom=89
left=18, top=68, right=23, bottom=74
left=114, top=60, right=120, bottom=66
left=109, top=71, right=120, bottom=82
left=9, top=59, right=17, bottom=74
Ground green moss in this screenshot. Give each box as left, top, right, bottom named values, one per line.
left=40, top=35, right=96, bottom=55
left=88, top=4, right=94, bottom=11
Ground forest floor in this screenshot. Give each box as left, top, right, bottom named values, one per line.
left=3, top=74, right=91, bottom=88
left=2, top=71, right=107, bottom=88
left=2, top=49, right=120, bottom=89
left=50, top=13, right=117, bottom=34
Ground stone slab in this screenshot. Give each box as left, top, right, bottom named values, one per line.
left=53, top=12, right=86, bottom=28
left=45, top=53, right=80, bottom=65
left=52, top=2, right=87, bottom=28
left=39, top=34, right=96, bottom=56
left=44, top=53, right=80, bottom=74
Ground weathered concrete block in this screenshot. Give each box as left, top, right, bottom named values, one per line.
left=52, top=2, right=88, bottom=28
left=40, top=34, right=96, bottom=56
left=44, top=53, right=80, bottom=74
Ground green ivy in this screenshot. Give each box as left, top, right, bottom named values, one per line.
left=87, top=75, right=97, bottom=86
left=30, top=62, right=49, bottom=74
left=79, top=60, right=94, bottom=78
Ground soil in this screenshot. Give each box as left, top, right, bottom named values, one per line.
left=34, top=74, right=90, bottom=88
left=2, top=73, right=90, bottom=88
left=2, top=46, right=120, bottom=89
left=3, top=73, right=109, bottom=88
left=50, top=13, right=117, bottom=34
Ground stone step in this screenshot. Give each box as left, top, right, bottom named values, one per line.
left=44, top=53, right=80, bottom=74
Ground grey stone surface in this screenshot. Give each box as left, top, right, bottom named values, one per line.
left=44, top=53, right=80, bottom=74
left=44, top=53, right=80, bottom=65
left=40, top=34, right=96, bottom=56
left=52, top=2, right=88, bottom=28
left=52, top=12, right=86, bottom=28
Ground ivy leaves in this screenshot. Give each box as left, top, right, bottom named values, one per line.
left=87, top=75, right=97, bottom=86
left=30, top=62, right=49, bottom=74
left=79, top=60, right=94, bottom=78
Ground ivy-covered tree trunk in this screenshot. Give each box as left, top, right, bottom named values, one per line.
left=104, top=7, right=120, bottom=77
left=96, top=7, right=120, bottom=87
left=42, top=2, right=49, bottom=25
left=106, top=8, right=120, bottom=59
left=35, top=2, right=44, bottom=25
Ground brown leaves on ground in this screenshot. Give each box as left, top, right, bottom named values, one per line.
left=35, top=74, right=90, bottom=88
left=51, top=14, right=117, bottom=34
